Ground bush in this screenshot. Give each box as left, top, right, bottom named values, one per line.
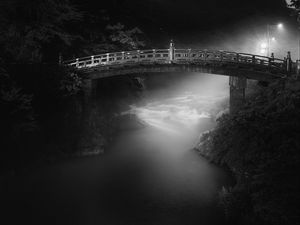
left=196, top=80, right=300, bottom=225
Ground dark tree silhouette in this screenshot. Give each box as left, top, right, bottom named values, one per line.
left=0, top=0, right=82, bottom=62
left=287, top=0, right=300, bottom=24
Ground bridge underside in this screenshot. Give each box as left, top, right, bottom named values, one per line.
left=80, top=62, right=286, bottom=81
left=79, top=62, right=286, bottom=114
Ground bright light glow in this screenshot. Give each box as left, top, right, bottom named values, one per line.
left=277, top=23, right=283, bottom=29
left=271, top=37, right=276, bottom=41
left=127, top=95, right=212, bottom=134
left=261, top=43, right=267, bottom=49
left=260, top=49, right=266, bottom=54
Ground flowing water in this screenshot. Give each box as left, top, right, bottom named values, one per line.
left=2, top=73, right=234, bottom=225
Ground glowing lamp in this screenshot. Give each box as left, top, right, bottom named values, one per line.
left=261, top=43, right=267, bottom=49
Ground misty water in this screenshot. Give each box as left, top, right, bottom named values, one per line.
left=3, top=73, right=234, bottom=225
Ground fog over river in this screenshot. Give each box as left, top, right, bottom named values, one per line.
left=2, top=73, right=234, bottom=225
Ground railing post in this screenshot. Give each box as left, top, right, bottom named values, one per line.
left=236, top=53, right=240, bottom=62
left=91, top=56, right=94, bottom=65
left=58, top=52, right=63, bottom=64
left=122, top=52, right=125, bottom=61
left=76, top=58, right=79, bottom=67
left=252, top=55, right=255, bottom=64
left=286, top=51, right=292, bottom=74
left=220, top=52, right=223, bottom=61
left=137, top=50, right=140, bottom=62
left=152, top=49, right=156, bottom=62
left=268, top=53, right=274, bottom=66
left=169, top=40, right=175, bottom=62
left=106, top=53, right=109, bottom=63
left=297, top=60, right=300, bottom=77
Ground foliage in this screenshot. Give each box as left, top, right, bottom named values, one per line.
left=0, top=0, right=82, bottom=62
left=75, top=9, right=146, bottom=56
left=0, top=65, right=36, bottom=133
left=59, top=67, right=83, bottom=97
left=287, top=0, right=300, bottom=9
left=0, top=64, right=37, bottom=170
left=107, top=23, right=145, bottom=50
left=287, top=0, right=300, bottom=24
left=197, top=81, right=300, bottom=225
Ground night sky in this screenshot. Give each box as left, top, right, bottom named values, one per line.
left=73, top=0, right=298, bottom=56
left=74, top=0, right=289, bottom=32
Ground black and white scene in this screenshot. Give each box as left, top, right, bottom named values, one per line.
left=0, top=0, right=300, bottom=224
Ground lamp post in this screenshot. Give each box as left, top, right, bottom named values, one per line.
left=285, top=0, right=300, bottom=77
left=266, top=23, right=283, bottom=57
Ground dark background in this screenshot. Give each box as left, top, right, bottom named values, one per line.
left=69, top=0, right=298, bottom=58
left=73, top=0, right=291, bottom=41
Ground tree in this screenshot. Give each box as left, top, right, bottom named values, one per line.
left=107, top=23, right=145, bottom=50
left=74, top=9, right=146, bottom=57
left=287, top=0, right=300, bottom=8
left=0, top=62, right=37, bottom=169
left=0, top=0, right=82, bottom=63
left=286, top=0, right=300, bottom=24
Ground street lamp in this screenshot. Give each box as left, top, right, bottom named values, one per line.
left=285, top=0, right=300, bottom=76
left=267, top=23, right=283, bottom=57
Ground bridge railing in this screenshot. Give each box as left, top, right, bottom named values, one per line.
left=64, top=48, right=287, bottom=72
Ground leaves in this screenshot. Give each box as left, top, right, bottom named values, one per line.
left=0, top=65, right=37, bottom=142
left=286, top=0, right=300, bottom=24
left=106, top=23, right=144, bottom=49
left=196, top=80, right=300, bottom=225
left=59, top=70, right=82, bottom=97
left=0, top=0, right=82, bottom=62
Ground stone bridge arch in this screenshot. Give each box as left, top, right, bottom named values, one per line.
left=65, top=41, right=294, bottom=113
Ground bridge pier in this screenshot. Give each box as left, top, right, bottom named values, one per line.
left=82, top=79, right=96, bottom=99
left=79, top=78, right=104, bottom=154
left=229, top=76, right=247, bottom=114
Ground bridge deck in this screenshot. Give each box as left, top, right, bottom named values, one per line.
left=64, top=48, right=292, bottom=80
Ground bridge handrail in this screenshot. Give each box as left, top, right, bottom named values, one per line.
left=64, top=48, right=288, bottom=72
left=238, top=52, right=284, bottom=62
left=64, top=49, right=283, bottom=63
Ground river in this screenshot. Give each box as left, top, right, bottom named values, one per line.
left=2, top=73, right=233, bottom=225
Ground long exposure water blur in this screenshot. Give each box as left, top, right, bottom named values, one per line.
left=3, top=73, right=234, bottom=225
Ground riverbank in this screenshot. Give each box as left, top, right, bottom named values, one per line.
left=194, top=80, right=300, bottom=225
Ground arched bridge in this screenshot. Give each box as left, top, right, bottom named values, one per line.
left=64, top=42, right=295, bottom=81
left=65, top=42, right=297, bottom=113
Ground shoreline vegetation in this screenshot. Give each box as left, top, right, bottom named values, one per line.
left=0, top=0, right=146, bottom=176
left=0, top=65, right=144, bottom=177
left=194, top=79, right=300, bottom=225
